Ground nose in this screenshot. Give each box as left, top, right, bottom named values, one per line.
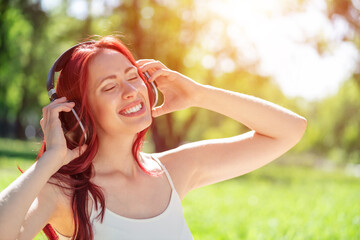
left=122, top=82, right=138, bottom=100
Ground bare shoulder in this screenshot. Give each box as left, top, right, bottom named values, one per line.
left=151, top=145, right=198, bottom=200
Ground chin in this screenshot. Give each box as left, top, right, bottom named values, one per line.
left=131, top=116, right=153, bottom=133
left=140, top=116, right=153, bottom=130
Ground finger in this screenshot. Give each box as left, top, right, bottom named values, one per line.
left=40, top=118, right=45, bottom=133
left=139, top=60, right=168, bottom=73
left=140, top=60, right=166, bottom=71
left=50, top=96, right=67, bottom=104
left=53, top=96, right=67, bottom=102
left=43, top=97, right=68, bottom=124
left=44, top=101, right=74, bottom=121
left=148, top=68, right=172, bottom=83
left=136, top=59, right=156, bottom=66
left=151, top=104, right=171, bottom=118
left=42, top=106, right=51, bottom=131
left=46, top=102, right=75, bottom=125
left=48, top=102, right=75, bottom=115
left=42, top=106, right=48, bottom=124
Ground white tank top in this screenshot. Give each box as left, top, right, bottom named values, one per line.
left=54, top=154, right=193, bottom=240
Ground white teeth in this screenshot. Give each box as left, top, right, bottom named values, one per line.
left=122, top=103, right=142, bottom=115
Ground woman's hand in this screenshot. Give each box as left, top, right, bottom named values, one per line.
left=137, top=59, right=203, bottom=117
left=40, top=97, right=87, bottom=168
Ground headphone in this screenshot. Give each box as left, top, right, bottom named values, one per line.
left=46, top=40, right=158, bottom=144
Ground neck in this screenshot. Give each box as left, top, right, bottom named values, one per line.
left=92, top=133, right=142, bottom=177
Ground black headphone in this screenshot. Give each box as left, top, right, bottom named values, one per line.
left=46, top=40, right=158, bottom=144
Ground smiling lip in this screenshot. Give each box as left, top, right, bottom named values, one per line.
left=119, top=100, right=146, bottom=116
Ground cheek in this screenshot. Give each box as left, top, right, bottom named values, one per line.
left=138, top=82, right=150, bottom=99
left=88, top=97, right=111, bottom=125
left=91, top=104, right=119, bottom=132
left=89, top=103, right=103, bottom=125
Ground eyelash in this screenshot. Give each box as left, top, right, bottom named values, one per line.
left=128, top=76, right=138, bottom=81
left=104, top=77, right=138, bottom=91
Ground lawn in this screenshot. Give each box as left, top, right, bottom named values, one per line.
left=0, top=138, right=359, bottom=239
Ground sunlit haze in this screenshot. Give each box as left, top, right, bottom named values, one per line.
left=196, top=0, right=359, bottom=101
left=41, top=0, right=359, bottom=101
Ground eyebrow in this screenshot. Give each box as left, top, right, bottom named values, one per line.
left=97, top=66, right=137, bottom=87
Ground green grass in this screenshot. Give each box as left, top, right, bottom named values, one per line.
left=183, top=165, right=360, bottom=239
left=1, top=138, right=359, bottom=239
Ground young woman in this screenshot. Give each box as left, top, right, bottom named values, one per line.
left=0, top=36, right=307, bottom=240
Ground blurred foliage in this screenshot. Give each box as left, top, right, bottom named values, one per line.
left=0, top=0, right=359, bottom=164
left=302, top=78, right=360, bottom=164
left=326, top=0, right=360, bottom=38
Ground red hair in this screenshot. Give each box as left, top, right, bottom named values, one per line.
left=27, top=36, right=158, bottom=239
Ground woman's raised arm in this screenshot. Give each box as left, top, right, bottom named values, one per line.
left=0, top=152, right=62, bottom=239
left=0, top=97, right=87, bottom=239
left=138, top=59, right=307, bottom=199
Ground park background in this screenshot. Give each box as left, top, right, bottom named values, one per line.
left=0, top=0, right=359, bottom=239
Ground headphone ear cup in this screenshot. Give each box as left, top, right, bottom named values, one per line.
left=142, top=70, right=158, bottom=108
left=148, top=81, right=158, bottom=108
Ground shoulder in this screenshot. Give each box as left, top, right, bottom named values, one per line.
left=149, top=146, right=198, bottom=200
left=151, top=142, right=199, bottom=175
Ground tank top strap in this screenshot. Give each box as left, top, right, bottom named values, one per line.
left=150, top=154, right=176, bottom=191
left=89, top=191, right=95, bottom=202
left=88, top=191, right=96, bottom=216
left=88, top=191, right=102, bottom=218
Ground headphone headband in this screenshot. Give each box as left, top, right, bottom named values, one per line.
left=46, top=41, right=96, bottom=101
left=46, top=41, right=96, bottom=143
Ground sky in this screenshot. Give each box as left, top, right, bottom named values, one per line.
left=41, top=0, right=360, bottom=101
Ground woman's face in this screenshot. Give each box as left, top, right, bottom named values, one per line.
left=86, top=49, right=152, bottom=138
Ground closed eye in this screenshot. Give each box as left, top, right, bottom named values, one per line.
left=104, top=75, right=138, bottom=91
left=104, top=86, right=115, bottom=91
left=127, top=73, right=139, bottom=81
